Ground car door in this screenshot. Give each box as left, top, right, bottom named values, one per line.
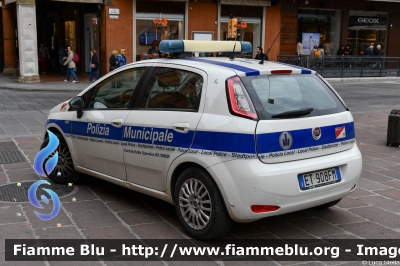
left=123, top=65, right=206, bottom=191
left=70, top=66, right=149, bottom=180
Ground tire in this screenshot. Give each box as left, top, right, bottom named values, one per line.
left=313, top=199, right=342, bottom=210
left=174, top=167, right=233, bottom=240
left=40, top=134, right=80, bottom=184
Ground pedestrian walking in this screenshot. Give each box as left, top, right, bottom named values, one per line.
left=109, top=50, right=119, bottom=72
left=58, top=45, right=67, bottom=74
left=336, top=44, right=345, bottom=56
left=323, top=42, right=331, bottom=56
left=109, top=50, right=120, bottom=88
left=117, top=49, right=127, bottom=67
left=364, top=44, right=374, bottom=68
left=318, top=44, right=325, bottom=58
left=38, top=43, right=51, bottom=73
left=343, top=44, right=353, bottom=68
left=309, top=45, right=318, bottom=59
left=365, top=44, right=374, bottom=56
left=63, top=46, right=78, bottom=83
left=344, top=45, right=353, bottom=56
left=296, top=41, right=303, bottom=55
left=88, top=49, right=100, bottom=82
left=372, top=45, right=383, bottom=68
left=373, top=45, right=381, bottom=56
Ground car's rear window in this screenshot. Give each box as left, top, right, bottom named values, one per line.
left=241, top=74, right=347, bottom=120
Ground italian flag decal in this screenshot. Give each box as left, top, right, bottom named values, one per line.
left=335, top=126, right=346, bottom=139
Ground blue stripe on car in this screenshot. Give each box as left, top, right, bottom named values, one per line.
left=256, top=122, right=355, bottom=153
left=46, top=119, right=354, bottom=154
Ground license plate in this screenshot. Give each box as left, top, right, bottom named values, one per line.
left=298, top=167, right=341, bottom=190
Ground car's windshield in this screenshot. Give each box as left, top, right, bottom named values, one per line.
left=241, top=74, right=347, bottom=120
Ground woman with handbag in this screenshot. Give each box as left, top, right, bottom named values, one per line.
left=88, top=49, right=100, bottom=82
left=109, top=50, right=119, bottom=72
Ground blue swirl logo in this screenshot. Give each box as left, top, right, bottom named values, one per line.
left=33, top=130, right=59, bottom=177
left=29, top=131, right=61, bottom=221
left=28, top=180, right=61, bottom=221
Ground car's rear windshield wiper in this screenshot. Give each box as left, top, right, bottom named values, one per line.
left=271, top=108, right=314, bottom=119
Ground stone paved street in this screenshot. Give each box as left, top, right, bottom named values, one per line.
left=0, top=80, right=400, bottom=265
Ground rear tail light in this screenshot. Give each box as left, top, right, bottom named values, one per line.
left=271, top=70, right=292, bottom=75
left=226, top=76, right=258, bottom=119
left=251, top=205, right=280, bottom=213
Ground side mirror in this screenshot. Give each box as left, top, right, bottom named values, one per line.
left=69, top=96, right=85, bottom=119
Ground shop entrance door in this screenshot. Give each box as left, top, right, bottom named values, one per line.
left=348, top=27, right=387, bottom=55
left=84, top=14, right=100, bottom=73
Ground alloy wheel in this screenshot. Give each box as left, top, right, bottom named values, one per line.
left=179, top=178, right=212, bottom=230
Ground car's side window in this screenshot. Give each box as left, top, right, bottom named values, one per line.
left=140, top=67, right=203, bottom=110
left=87, top=67, right=146, bottom=109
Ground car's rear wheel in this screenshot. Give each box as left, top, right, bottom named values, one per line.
left=314, top=199, right=342, bottom=210
left=174, top=167, right=232, bottom=240
left=40, top=133, right=80, bottom=184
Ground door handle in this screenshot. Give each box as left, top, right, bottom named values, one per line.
left=111, top=119, right=124, bottom=128
left=173, top=123, right=190, bottom=133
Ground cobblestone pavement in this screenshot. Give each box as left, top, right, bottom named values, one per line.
left=0, top=81, right=400, bottom=265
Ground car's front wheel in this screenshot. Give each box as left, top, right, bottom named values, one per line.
left=174, top=167, right=232, bottom=240
left=40, top=133, right=80, bottom=184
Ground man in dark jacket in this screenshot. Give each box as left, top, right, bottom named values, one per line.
left=254, top=46, right=266, bottom=60
left=373, top=45, right=381, bottom=56
left=336, top=45, right=345, bottom=56
left=365, top=44, right=374, bottom=56
left=88, top=49, right=100, bottom=82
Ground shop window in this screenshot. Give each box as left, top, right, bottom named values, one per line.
left=347, top=11, right=388, bottom=56
left=220, top=17, right=262, bottom=58
left=136, top=14, right=184, bottom=60
left=298, top=9, right=342, bottom=56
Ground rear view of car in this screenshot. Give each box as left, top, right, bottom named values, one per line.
left=205, top=71, right=361, bottom=225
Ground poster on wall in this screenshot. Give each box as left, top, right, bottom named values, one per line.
left=302, top=32, right=320, bottom=55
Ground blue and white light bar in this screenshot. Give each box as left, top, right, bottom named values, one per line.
left=159, top=40, right=252, bottom=54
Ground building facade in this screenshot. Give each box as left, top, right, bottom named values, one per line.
left=1, top=0, right=400, bottom=82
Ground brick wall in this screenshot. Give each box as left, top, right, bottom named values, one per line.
left=265, top=3, right=281, bottom=61
left=188, top=2, right=218, bottom=40
left=102, top=0, right=133, bottom=75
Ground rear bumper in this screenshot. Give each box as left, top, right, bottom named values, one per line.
left=207, top=144, right=362, bottom=222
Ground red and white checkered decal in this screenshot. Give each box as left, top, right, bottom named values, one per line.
left=335, top=126, right=346, bottom=139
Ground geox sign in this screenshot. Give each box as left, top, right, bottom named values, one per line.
left=349, top=16, right=388, bottom=26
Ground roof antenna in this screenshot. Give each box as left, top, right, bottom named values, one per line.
left=259, top=25, right=282, bottom=64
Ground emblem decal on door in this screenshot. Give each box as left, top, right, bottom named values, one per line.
left=312, top=127, right=322, bottom=140
left=279, top=132, right=293, bottom=150
left=335, top=126, right=346, bottom=139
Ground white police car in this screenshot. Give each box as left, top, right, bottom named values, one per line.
left=43, top=40, right=362, bottom=240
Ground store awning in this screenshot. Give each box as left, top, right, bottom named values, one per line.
left=220, top=0, right=271, bottom=6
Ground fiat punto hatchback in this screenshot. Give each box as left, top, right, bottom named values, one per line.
left=43, top=40, right=362, bottom=239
